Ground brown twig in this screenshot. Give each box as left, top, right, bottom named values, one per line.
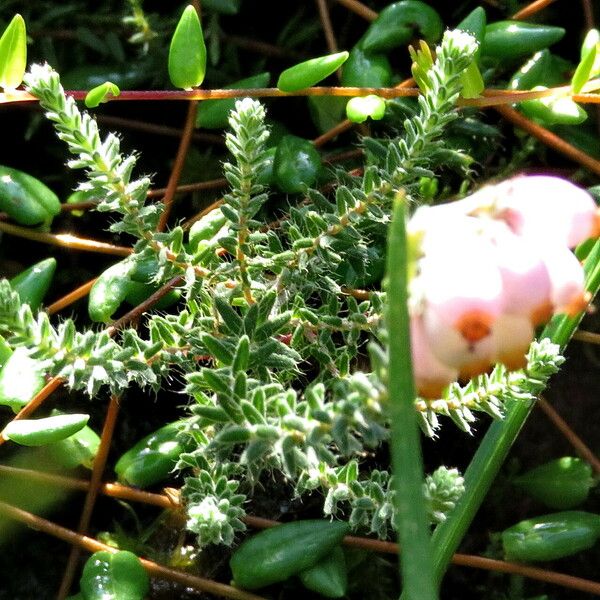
left=3, top=467, right=600, bottom=596
left=146, top=178, right=228, bottom=198
left=0, top=500, right=267, bottom=600
left=573, top=329, right=600, bottom=344
left=46, top=277, right=97, bottom=315
left=537, top=396, right=600, bottom=474
left=511, top=0, right=558, bottom=20
left=97, top=114, right=224, bottom=145
left=0, top=221, right=132, bottom=256
left=57, top=394, right=122, bottom=599
left=333, top=0, right=377, bottom=21
left=157, top=100, right=199, bottom=231
left=315, top=0, right=339, bottom=56
left=495, top=104, right=600, bottom=176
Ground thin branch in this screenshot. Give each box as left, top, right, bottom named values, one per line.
left=0, top=221, right=132, bottom=256
left=57, top=394, right=122, bottom=599
left=495, top=104, right=600, bottom=176
left=157, top=100, right=199, bottom=231
left=0, top=500, right=268, bottom=600
left=46, top=277, right=97, bottom=315
left=512, top=0, right=558, bottom=20
left=333, top=0, right=377, bottom=21
left=537, top=395, right=600, bottom=474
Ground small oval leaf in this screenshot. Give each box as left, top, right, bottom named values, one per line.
left=80, top=550, right=149, bottom=600
left=346, top=95, right=386, bottom=123
left=3, top=413, right=90, bottom=446
left=168, top=5, right=207, bottom=90
left=0, top=14, right=26, bottom=90
left=277, top=51, right=348, bottom=92
left=85, top=81, right=121, bottom=108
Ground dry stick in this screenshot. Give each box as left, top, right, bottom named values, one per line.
left=57, top=394, right=121, bottom=599
left=46, top=277, right=97, bottom=315
left=537, top=396, right=600, bottom=474
left=0, top=500, right=267, bottom=600
left=582, top=0, right=595, bottom=29
left=97, top=113, right=225, bottom=145
left=157, top=100, right=199, bottom=232
left=495, top=104, right=600, bottom=177
left=146, top=178, right=227, bottom=198
left=315, top=0, right=339, bottom=55
left=0, top=221, right=132, bottom=256
left=511, top=0, right=558, bottom=19
left=573, top=329, right=600, bottom=344
left=3, top=466, right=600, bottom=596
left=333, top=0, right=377, bottom=21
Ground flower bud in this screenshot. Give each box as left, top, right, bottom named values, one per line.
left=410, top=315, right=458, bottom=399
left=489, top=176, right=600, bottom=249
left=541, top=245, right=589, bottom=316
left=491, top=314, right=535, bottom=370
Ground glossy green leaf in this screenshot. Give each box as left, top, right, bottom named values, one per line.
left=519, top=86, right=587, bottom=125
left=299, top=546, right=348, bottom=598
left=10, top=257, right=56, bottom=310
left=277, top=51, right=348, bottom=92
left=114, top=421, right=190, bottom=488
left=168, top=5, right=206, bottom=89
left=572, top=30, right=598, bottom=93
left=45, top=412, right=101, bottom=470
left=456, top=6, right=486, bottom=60
left=581, top=28, right=600, bottom=78
left=513, top=457, right=595, bottom=509
left=80, top=550, right=149, bottom=600
left=196, top=72, right=270, bottom=129
left=3, top=413, right=90, bottom=447
left=346, top=95, right=386, bottom=123
left=88, top=260, right=136, bottom=323
left=459, top=61, right=484, bottom=99
left=84, top=81, right=121, bottom=108
left=273, top=135, right=321, bottom=193
left=482, top=21, right=565, bottom=60
left=0, top=14, right=26, bottom=90
left=358, top=1, right=443, bottom=53
left=0, top=347, right=46, bottom=413
left=0, top=164, right=61, bottom=226
left=341, top=48, right=392, bottom=88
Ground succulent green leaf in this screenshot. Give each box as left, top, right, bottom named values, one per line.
left=84, top=81, right=121, bottom=108
left=9, top=258, right=56, bottom=311
left=346, top=95, right=386, bottom=123
left=168, top=5, right=207, bottom=89
left=3, top=413, right=90, bottom=447
left=277, top=51, right=348, bottom=92
left=0, top=14, right=26, bottom=90
left=80, top=550, right=149, bottom=600
left=572, top=30, right=598, bottom=93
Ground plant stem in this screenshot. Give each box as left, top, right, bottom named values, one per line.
left=430, top=239, right=600, bottom=585
left=386, top=193, right=437, bottom=600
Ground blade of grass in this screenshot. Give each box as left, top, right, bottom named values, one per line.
left=386, top=193, right=437, bottom=600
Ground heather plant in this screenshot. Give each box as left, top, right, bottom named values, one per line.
left=0, top=2, right=598, bottom=599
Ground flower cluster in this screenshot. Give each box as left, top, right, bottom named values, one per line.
left=408, top=176, right=599, bottom=399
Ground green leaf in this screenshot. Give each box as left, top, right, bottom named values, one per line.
left=9, top=258, right=56, bottom=311
left=3, top=413, right=90, bottom=447
left=44, top=421, right=101, bottom=470
left=84, top=81, right=121, bottom=108
left=0, top=14, right=26, bottom=90
left=459, top=61, right=484, bottom=99
left=0, top=347, right=46, bottom=413
left=277, top=51, right=348, bottom=92
left=572, top=30, right=598, bottom=93
left=80, top=550, right=149, bottom=600
left=346, top=95, right=386, bottom=123
left=168, top=5, right=207, bottom=89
